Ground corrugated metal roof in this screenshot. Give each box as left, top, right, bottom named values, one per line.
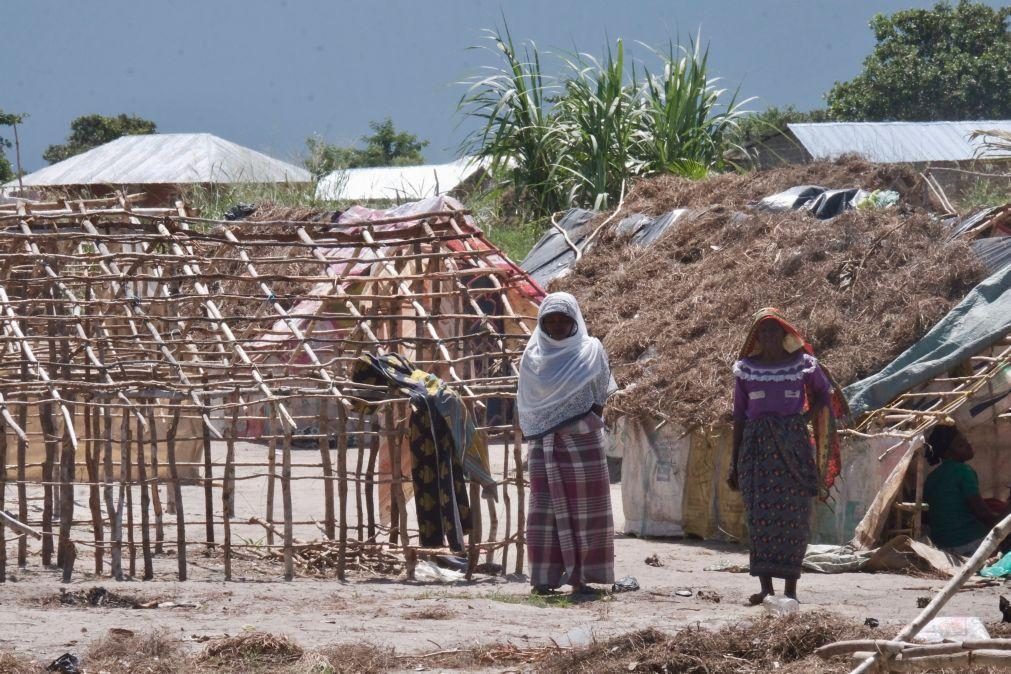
left=5, top=133, right=310, bottom=187
left=788, top=121, right=1011, bottom=163
left=315, top=157, right=487, bottom=201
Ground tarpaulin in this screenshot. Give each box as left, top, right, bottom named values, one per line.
left=844, top=264, right=1011, bottom=416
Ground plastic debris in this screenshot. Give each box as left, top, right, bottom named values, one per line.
left=611, top=576, right=640, bottom=593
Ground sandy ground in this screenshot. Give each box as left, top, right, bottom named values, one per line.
left=2, top=440, right=1009, bottom=666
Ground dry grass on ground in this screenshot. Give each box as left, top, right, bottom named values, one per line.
left=8, top=614, right=1011, bottom=673
left=554, top=159, right=983, bottom=425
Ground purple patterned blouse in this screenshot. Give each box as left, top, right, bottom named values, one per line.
left=732, top=352, right=830, bottom=422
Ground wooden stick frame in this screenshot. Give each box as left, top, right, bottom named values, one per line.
left=0, top=197, right=540, bottom=582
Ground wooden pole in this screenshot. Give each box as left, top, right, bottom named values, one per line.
left=85, top=395, right=104, bottom=575
left=135, top=405, right=153, bottom=580
left=147, top=402, right=165, bottom=555
left=123, top=408, right=136, bottom=578
left=282, top=430, right=294, bottom=581
left=104, top=401, right=122, bottom=580
left=365, top=416, right=378, bottom=542
left=265, top=405, right=277, bottom=548
left=318, top=398, right=335, bottom=540
left=202, top=375, right=215, bottom=550
left=39, top=396, right=57, bottom=567
left=513, top=414, right=525, bottom=575
left=164, top=404, right=186, bottom=580
left=0, top=422, right=6, bottom=582
left=16, top=363, right=27, bottom=568
left=850, top=511, right=1011, bottom=673
left=335, top=404, right=348, bottom=581
left=222, top=392, right=239, bottom=581
left=58, top=410, right=77, bottom=583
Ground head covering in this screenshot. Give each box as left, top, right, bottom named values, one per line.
left=738, top=307, right=849, bottom=499
left=518, top=292, right=615, bottom=438
left=739, top=308, right=808, bottom=359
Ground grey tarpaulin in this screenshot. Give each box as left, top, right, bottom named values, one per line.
left=971, top=237, right=1011, bottom=274
left=844, top=264, right=1011, bottom=416
left=520, top=207, right=691, bottom=287
left=520, top=208, right=595, bottom=287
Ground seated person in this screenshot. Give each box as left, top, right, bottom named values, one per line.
left=923, top=425, right=1009, bottom=555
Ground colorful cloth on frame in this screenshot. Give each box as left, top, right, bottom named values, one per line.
left=527, top=413, right=615, bottom=589
left=351, top=353, right=495, bottom=551
left=737, top=414, right=818, bottom=580
left=736, top=307, right=848, bottom=499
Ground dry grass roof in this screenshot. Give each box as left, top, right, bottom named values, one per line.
left=553, top=158, right=984, bottom=426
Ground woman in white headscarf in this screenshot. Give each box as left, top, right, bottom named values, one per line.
left=518, top=292, right=617, bottom=595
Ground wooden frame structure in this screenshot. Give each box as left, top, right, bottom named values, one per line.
left=849, top=328, right=1011, bottom=546
left=0, top=194, right=542, bottom=582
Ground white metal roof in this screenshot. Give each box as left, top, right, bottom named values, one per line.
left=6, top=133, right=310, bottom=187
left=316, top=157, right=487, bottom=201
left=788, top=121, right=1011, bottom=164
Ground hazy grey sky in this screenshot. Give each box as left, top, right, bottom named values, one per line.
left=5, top=1, right=1001, bottom=172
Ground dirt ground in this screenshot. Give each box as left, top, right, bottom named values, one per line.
left=2, top=440, right=1009, bottom=670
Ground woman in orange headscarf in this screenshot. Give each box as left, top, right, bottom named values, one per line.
left=727, top=308, right=844, bottom=606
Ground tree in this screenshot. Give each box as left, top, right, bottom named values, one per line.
left=43, top=113, right=156, bottom=164
left=0, top=109, right=28, bottom=184
left=827, top=1, right=1011, bottom=121
left=304, top=118, right=428, bottom=179
left=730, top=106, right=832, bottom=147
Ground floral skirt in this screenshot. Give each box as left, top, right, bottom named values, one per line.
left=738, top=414, right=818, bottom=580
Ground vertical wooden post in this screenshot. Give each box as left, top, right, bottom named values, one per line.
left=282, top=428, right=294, bottom=581
left=395, top=403, right=410, bottom=547
left=501, top=410, right=512, bottom=575
left=39, top=399, right=57, bottom=567
left=913, top=446, right=925, bottom=540
left=85, top=397, right=104, bottom=575
left=164, top=405, right=186, bottom=580
left=222, top=393, right=239, bottom=581
left=16, top=362, right=27, bottom=568
left=122, top=408, right=136, bottom=578
left=104, top=401, right=122, bottom=580
left=0, top=423, right=7, bottom=581
left=135, top=404, right=153, bottom=580
left=354, top=414, right=366, bottom=543
left=57, top=313, right=75, bottom=579
left=318, top=398, right=335, bottom=540
left=147, top=401, right=165, bottom=555
left=513, top=415, right=525, bottom=575
left=385, top=405, right=401, bottom=546
left=59, top=417, right=77, bottom=583
left=265, top=405, right=277, bottom=548
left=41, top=305, right=57, bottom=567
left=335, top=404, right=349, bottom=581
left=201, top=385, right=215, bottom=550
left=365, top=416, right=379, bottom=542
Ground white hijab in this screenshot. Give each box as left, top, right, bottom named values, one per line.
left=518, top=292, right=616, bottom=438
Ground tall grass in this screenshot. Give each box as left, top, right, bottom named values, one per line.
left=460, top=26, right=750, bottom=219
left=459, top=25, right=566, bottom=216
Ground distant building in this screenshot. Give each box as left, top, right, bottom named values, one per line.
left=316, top=157, right=490, bottom=202
left=744, top=120, right=1011, bottom=164
left=3, top=133, right=310, bottom=204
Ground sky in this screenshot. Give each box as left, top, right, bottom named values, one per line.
left=4, top=1, right=1004, bottom=173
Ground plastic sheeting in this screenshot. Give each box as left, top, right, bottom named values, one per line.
left=757, top=185, right=870, bottom=219
left=844, top=264, right=1011, bottom=416
left=519, top=208, right=595, bottom=287
left=615, top=418, right=689, bottom=537
left=811, top=435, right=913, bottom=545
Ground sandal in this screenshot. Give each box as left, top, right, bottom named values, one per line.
left=532, top=585, right=557, bottom=596
left=574, top=584, right=601, bottom=596
left=747, top=592, right=772, bottom=606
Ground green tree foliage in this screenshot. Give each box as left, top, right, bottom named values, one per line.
left=43, top=113, right=157, bottom=164
left=459, top=27, right=748, bottom=217
left=0, top=109, right=28, bottom=184
left=827, top=1, right=1011, bottom=121
left=304, top=118, right=428, bottom=180
left=730, top=106, right=832, bottom=147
